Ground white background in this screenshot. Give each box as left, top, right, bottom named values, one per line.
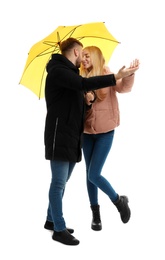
left=1, top=0, right=165, bottom=259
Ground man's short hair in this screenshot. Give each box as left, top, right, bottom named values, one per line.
left=59, top=37, right=83, bottom=55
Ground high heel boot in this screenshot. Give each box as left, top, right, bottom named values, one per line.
left=113, top=195, right=131, bottom=223
left=91, top=204, right=102, bottom=231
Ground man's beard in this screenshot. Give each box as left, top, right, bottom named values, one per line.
left=76, top=57, right=81, bottom=68
left=76, top=61, right=80, bottom=68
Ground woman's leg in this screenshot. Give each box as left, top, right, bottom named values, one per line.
left=84, top=131, right=118, bottom=203
left=83, top=131, right=131, bottom=225
left=83, top=133, right=98, bottom=205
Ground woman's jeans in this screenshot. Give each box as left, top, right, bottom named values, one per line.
left=46, top=160, right=75, bottom=231
left=83, top=130, right=118, bottom=206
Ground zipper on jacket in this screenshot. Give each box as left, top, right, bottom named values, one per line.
left=52, top=117, right=58, bottom=159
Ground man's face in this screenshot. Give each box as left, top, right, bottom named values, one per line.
left=75, top=46, right=83, bottom=68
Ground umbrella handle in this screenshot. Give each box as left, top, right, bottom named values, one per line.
left=57, top=32, right=60, bottom=45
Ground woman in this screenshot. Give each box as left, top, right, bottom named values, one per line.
left=80, top=46, right=139, bottom=230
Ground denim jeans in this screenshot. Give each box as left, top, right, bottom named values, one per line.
left=46, top=160, right=75, bottom=231
left=83, top=130, right=118, bottom=206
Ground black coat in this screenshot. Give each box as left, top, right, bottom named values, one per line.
left=44, top=54, right=116, bottom=162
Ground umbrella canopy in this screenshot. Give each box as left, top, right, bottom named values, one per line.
left=19, top=22, right=120, bottom=98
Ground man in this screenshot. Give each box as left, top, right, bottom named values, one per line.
left=43, top=37, right=139, bottom=246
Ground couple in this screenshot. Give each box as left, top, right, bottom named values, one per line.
left=43, top=37, right=140, bottom=246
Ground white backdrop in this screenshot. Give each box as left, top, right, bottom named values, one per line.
left=1, top=0, right=165, bottom=259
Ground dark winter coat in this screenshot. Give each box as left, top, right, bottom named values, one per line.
left=44, top=54, right=116, bottom=162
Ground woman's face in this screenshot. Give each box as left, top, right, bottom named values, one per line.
left=82, top=49, right=93, bottom=71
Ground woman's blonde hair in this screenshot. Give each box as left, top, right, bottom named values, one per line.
left=80, top=46, right=107, bottom=101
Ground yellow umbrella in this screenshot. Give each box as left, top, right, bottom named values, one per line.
left=19, top=22, right=120, bottom=98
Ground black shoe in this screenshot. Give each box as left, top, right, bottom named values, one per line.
left=44, top=221, right=74, bottom=234
left=52, top=229, right=80, bottom=246
left=113, top=195, right=131, bottom=223
left=91, top=205, right=102, bottom=231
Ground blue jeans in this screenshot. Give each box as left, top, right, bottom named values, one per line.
left=46, top=160, right=75, bottom=231
left=83, top=131, right=118, bottom=206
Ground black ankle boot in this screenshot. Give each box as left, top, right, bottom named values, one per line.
left=113, top=195, right=131, bottom=223
left=52, top=229, right=80, bottom=245
left=44, top=220, right=74, bottom=234
left=91, top=204, right=102, bottom=231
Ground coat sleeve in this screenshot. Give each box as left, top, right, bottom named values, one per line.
left=104, top=66, right=135, bottom=93
left=52, top=68, right=116, bottom=92
left=113, top=74, right=135, bottom=93
left=82, top=74, right=116, bottom=91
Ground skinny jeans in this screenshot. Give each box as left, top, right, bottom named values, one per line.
left=83, top=130, right=118, bottom=206
left=46, top=160, right=75, bottom=231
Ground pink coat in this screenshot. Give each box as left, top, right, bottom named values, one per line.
left=84, top=67, right=135, bottom=134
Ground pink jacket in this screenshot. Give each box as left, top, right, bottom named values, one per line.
left=84, top=67, right=135, bottom=134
